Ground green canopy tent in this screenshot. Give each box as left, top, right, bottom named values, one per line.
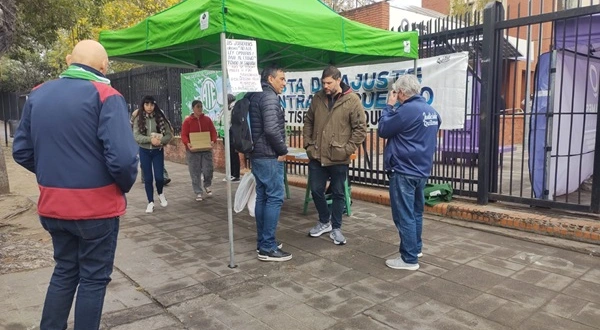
left=99, top=0, right=418, bottom=69
left=99, top=0, right=418, bottom=267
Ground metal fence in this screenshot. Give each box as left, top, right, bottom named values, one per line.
left=0, top=91, right=27, bottom=145
left=481, top=2, right=600, bottom=213
left=108, top=66, right=196, bottom=136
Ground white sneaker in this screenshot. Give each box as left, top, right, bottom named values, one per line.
left=158, top=194, right=168, bottom=207
left=205, top=187, right=213, bottom=197
left=418, top=252, right=424, bottom=258
left=385, top=257, right=419, bottom=270
left=222, top=176, right=234, bottom=182
left=145, top=202, right=154, bottom=213
left=195, top=194, right=203, bottom=201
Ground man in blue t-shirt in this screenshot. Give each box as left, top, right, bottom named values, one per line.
left=378, top=74, right=441, bottom=271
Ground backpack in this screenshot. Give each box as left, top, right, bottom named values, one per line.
left=230, top=93, right=254, bottom=154
left=424, top=183, right=453, bottom=206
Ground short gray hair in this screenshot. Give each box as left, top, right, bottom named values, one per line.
left=392, top=74, right=421, bottom=98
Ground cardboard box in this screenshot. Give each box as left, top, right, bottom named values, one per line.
left=189, top=132, right=212, bottom=152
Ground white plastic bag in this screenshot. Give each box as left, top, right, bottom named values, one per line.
left=247, top=189, right=256, bottom=217
left=234, top=173, right=255, bottom=213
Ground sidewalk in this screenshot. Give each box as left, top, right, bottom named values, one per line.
left=1, top=160, right=600, bottom=329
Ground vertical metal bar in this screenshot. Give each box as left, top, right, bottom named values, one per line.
left=578, top=15, right=594, bottom=206
left=490, top=4, right=504, bottom=197
left=544, top=50, right=557, bottom=200
left=478, top=1, right=503, bottom=204
left=520, top=0, right=533, bottom=198
left=220, top=32, right=236, bottom=269
left=2, top=93, right=7, bottom=147
left=564, top=17, right=582, bottom=203
left=127, top=70, right=133, bottom=115
left=166, top=67, right=173, bottom=126
left=591, top=63, right=600, bottom=213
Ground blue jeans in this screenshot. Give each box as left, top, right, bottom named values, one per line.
left=309, top=160, right=348, bottom=229
left=139, top=147, right=164, bottom=202
left=251, top=158, right=284, bottom=252
left=389, top=173, right=427, bottom=264
left=40, top=216, right=120, bottom=330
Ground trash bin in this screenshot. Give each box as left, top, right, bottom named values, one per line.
left=8, top=119, right=20, bottom=138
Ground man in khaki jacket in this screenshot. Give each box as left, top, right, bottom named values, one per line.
left=304, top=65, right=367, bottom=245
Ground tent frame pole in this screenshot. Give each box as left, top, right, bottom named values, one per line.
left=221, top=32, right=237, bottom=268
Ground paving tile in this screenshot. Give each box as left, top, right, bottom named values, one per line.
left=536, top=272, right=575, bottom=292
left=467, top=256, right=526, bottom=276
left=102, top=303, right=164, bottom=328
left=342, top=276, right=406, bottom=303
left=461, top=293, right=509, bottom=318
left=385, top=290, right=432, bottom=312
left=415, top=278, right=481, bottom=309
left=564, top=280, right=600, bottom=304
left=110, top=314, right=180, bottom=330
left=447, top=238, right=501, bottom=256
left=487, top=301, right=539, bottom=328
left=418, top=254, right=461, bottom=271
left=304, top=288, right=356, bottom=311
left=271, top=279, right=321, bottom=301
left=581, top=268, right=600, bottom=285
left=283, top=303, right=337, bottom=330
left=171, top=308, right=228, bottom=330
left=510, top=252, right=590, bottom=278
left=154, top=283, right=210, bottom=307
left=441, top=265, right=505, bottom=291
left=487, top=278, right=557, bottom=309
left=364, top=306, right=437, bottom=330
left=435, top=309, right=511, bottom=330
left=543, top=293, right=589, bottom=319
left=517, top=312, right=595, bottom=330
left=510, top=267, right=551, bottom=284
left=226, top=285, right=284, bottom=310
left=203, top=301, right=261, bottom=329
left=391, top=270, right=436, bottom=290
left=328, top=314, right=395, bottom=330
left=244, top=294, right=302, bottom=318
left=574, top=302, right=600, bottom=329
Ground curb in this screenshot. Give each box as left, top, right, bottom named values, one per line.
left=285, top=174, right=600, bottom=245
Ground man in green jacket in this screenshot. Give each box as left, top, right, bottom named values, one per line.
left=304, top=66, right=367, bottom=245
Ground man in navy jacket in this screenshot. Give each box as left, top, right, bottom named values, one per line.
left=13, top=40, right=138, bottom=329
left=378, top=74, right=441, bottom=271
left=249, top=66, right=291, bottom=262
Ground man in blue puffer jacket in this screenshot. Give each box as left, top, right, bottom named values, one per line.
left=248, top=66, right=291, bottom=262
left=378, top=74, right=441, bottom=271
left=12, top=40, right=138, bottom=330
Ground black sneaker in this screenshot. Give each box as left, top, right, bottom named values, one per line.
left=256, top=241, right=283, bottom=253
left=257, top=249, right=292, bottom=262
left=231, top=177, right=241, bottom=182
left=163, top=178, right=172, bottom=186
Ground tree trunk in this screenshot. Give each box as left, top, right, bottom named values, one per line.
left=0, top=146, right=10, bottom=194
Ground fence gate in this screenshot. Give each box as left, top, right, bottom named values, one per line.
left=480, top=1, right=600, bottom=213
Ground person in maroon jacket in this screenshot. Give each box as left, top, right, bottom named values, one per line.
left=181, top=100, right=217, bottom=201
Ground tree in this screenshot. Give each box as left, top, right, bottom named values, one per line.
left=321, top=0, right=379, bottom=12
left=450, top=0, right=487, bottom=22
left=0, top=0, right=16, bottom=194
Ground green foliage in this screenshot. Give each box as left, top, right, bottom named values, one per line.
left=2, top=0, right=180, bottom=92
left=450, top=0, right=487, bottom=22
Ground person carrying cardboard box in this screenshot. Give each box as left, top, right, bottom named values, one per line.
left=181, top=100, right=217, bottom=201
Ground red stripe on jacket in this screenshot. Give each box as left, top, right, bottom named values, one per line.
left=92, top=81, right=121, bottom=102
left=38, top=183, right=127, bottom=220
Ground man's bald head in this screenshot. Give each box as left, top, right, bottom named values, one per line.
left=66, top=40, right=109, bottom=75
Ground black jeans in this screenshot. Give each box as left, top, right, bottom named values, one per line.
left=229, top=139, right=240, bottom=179
left=308, top=159, right=348, bottom=229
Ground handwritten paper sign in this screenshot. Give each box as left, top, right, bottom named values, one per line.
left=225, top=39, right=262, bottom=93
